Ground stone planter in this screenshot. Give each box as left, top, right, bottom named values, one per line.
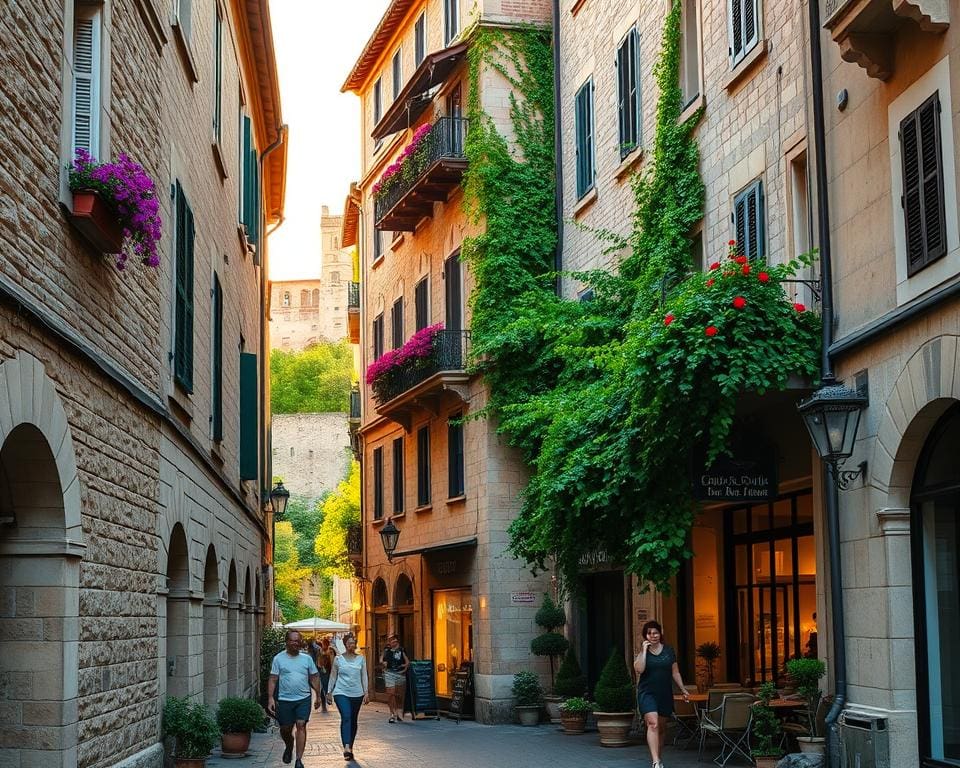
left=515, top=705, right=541, bottom=726
left=69, top=191, right=124, bottom=254
left=543, top=695, right=563, bottom=724
left=594, top=711, right=633, bottom=747
left=220, top=731, right=251, bottom=758
left=559, top=710, right=588, bottom=734
left=797, top=736, right=826, bottom=754
left=754, top=755, right=783, bottom=768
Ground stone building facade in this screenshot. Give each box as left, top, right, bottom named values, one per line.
left=271, top=413, right=352, bottom=503
left=0, top=1, right=285, bottom=766
left=342, top=0, right=554, bottom=722
left=270, top=279, right=325, bottom=351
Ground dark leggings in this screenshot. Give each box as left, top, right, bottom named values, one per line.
left=333, top=694, right=364, bottom=747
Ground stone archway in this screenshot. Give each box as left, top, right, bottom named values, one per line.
left=243, top=565, right=254, bottom=694
left=227, top=560, right=239, bottom=695
left=203, top=545, right=221, bottom=707
left=0, top=353, right=83, bottom=768
left=165, top=523, right=191, bottom=698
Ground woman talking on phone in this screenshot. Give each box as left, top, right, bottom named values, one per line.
left=634, top=620, right=691, bottom=768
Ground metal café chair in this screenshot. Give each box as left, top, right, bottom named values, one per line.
left=672, top=697, right=700, bottom=748
left=698, top=692, right=755, bottom=766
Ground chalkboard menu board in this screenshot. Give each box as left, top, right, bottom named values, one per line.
left=407, top=660, right=438, bottom=717
left=448, top=670, right=470, bottom=723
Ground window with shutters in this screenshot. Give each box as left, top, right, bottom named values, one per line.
left=574, top=79, right=595, bottom=199
left=239, top=113, right=261, bottom=256
left=391, top=298, right=404, bottom=349
left=213, top=6, right=223, bottom=145
left=444, top=253, right=462, bottom=332
left=173, top=182, right=195, bottom=393
left=373, top=314, right=384, bottom=360
left=393, top=437, right=404, bottom=514
left=373, top=223, right=383, bottom=263
left=448, top=411, right=465, bottom=498
left=728, top=0, right=760, bottom=68
left=616, top=28, right=640, bottom=159
left=680, top=0, right=702, bottom=108
left=415, top=277, right=429, bottom=331
left=415, top=12, right=426, bottom=67
left=211, top=272, right=223, bottom=442
left=445, top=0, right=459, bottom=45
left=373, top=447, right=384, bottom=520
left=392, top=49, right=402, bottom=102
left=282, top=291, right=290, bottom=307
left=72, top=5, right=101, bottom=159
left=417, top=424, right=431, bottom=506
left=732, top=180, right=765, bottom=262
left=900, top=92, right=946, bottom=276
left=239, top=352, right=258, bottom=480
left=373, top=78, right=383, bottom=150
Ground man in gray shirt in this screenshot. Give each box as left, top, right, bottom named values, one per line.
left=267, top=630, right=321, bottom=768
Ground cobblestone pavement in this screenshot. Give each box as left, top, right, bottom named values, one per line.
left=206, top=701, right=736, bottom=768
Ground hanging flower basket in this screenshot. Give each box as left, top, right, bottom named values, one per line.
left=68, top=190, right=126, bottom=254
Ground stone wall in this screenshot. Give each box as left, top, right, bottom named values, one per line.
left=271, top=413, right=352, bottom=503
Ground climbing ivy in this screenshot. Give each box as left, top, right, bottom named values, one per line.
left=463, top=8, right=820, bottom=594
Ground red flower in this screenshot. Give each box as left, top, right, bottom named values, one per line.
left=794, top=303, right=806, bottom=312
left=706, top=278, right=715, bottom=287
left=758, top=271, right=770, bottom=283
left=741, top=264, right=751, bottom=275
left=705, top=325, right=719, bottom=337
left=735, top=255, right=747, bottom=265
left=728, top=239, right=736, bottom=246
left=732, top=296, right=746, bottom=309
left=710, top=261, right=721, bottom=270
left=664, top=313, right=675, bottom=326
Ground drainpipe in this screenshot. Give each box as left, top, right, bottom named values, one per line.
left=806, top=0, right=846, bottom=761
left=551, top=0, right=563, bottom=293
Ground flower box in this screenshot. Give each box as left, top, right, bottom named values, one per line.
left=69, top=191, right=125, bottom=254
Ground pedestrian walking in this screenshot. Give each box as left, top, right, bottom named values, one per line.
left=317, top=636, right=337, bottom=712
left=381, top=633, right=410, bottom=722
left=266, top=630, right=322, bottom=768
left=328, top=633, right=369, bottom=761
left=634, top=620, right=691, bottom=768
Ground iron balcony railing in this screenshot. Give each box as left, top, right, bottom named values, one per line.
left=349, top=386, right=361, bottom=420
left=346, top=523, right=362, bottom=556
left=374, top=117, right=469, bottom=225
left=373, top=329, right=470, bottom=405
left=347, top=281, right=360, bottom=309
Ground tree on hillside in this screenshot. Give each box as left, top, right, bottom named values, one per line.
left=270, top=340, right=353, bottom=414
left=315, top=460, right=361, bottom=578
left=274, top=521, right=313, bottom=621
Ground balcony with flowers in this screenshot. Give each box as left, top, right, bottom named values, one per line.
left=365, top=323, right=471, bottom=430
left=372, top=117, right=468, bottom=232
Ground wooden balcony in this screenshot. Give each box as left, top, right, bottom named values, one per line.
left=373, top=118, right=468, bottom=232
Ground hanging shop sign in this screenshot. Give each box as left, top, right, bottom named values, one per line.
left=692, top=456, right=777, bottom=502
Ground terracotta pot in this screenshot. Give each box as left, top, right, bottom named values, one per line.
left=515, top=704, right=541, bottom=726
left=754, top=755, right=783, bottom=768
left=797, top=736, right=826, bottom=754
left=594, top=711, right=633, bottom=747
left=220, top=731, right=251, bottom=758
left=543, top=695, right=563, bottom=724
left=559, top=710, right=588, bottom=734
left=173, top=759, right=206, bottom=768
left=69, top=191, right=124, bottom=254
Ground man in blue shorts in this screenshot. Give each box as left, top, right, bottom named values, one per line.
left=267, top=630, right=321, bottom=768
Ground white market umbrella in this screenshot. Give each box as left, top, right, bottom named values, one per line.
left=283, top=617, right=352, bottom=632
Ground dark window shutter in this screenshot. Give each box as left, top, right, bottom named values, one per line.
left=734, top=194, right=747, bottom=255
left=617, top=29, right=640, bottom=158
left=575, top=81, right=595, bottom=197
left=174, top=183, right=195, bottom=392
left=444, top=254, right=462, bottom=331
left=415, top=278, right=428, bottom=331
left=373, top=314, right=384, bottom=359
left=212, top=273, right=223, bottom=441
left=239, top=352, right=258, bottom=480
left=448, top=411, right=464, bottom=498
left=417, top=424, right=431, bottom=506
left=731, top=0, right=744, bottom=61
left=901, top=92, right=946, bottom=276
left=393, top=436, right=404, bottom=514
left=241, top=115, right=252, bottom=230
left=415, top=14, right=426, bottom=66
left=392, top=298, right=404, bottom=349
left=744, top=0, right=757, bottom=53
left=373, top=447, right=384, bottom=520
left=733, top=181, right=765, bottom=261
left=616, top=43, right=627, bottom=153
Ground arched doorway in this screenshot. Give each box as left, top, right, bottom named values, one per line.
left=166, top=523, right=191, bottom=697
left=203, top=546, right=221, bottom=706
left=227, top=561, right=239, bottom=695
left=395, top=574, right=415, bottom=656
left=372, top=578, right=389, bottom=694
left=912, top=403, right=960, bottom=766
left=244, top=566, right=254, bottom=694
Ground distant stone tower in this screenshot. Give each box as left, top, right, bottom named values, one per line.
left=319, top=205, right=352, bottom=341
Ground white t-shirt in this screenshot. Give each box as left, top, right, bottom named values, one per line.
left=270, top=651, right=318, bottom=701
left=331, top=653, right=368, bottom=698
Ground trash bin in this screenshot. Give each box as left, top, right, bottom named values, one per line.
left=839, top=711, right=889, bottom=768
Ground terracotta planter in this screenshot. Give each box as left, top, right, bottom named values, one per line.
left=543, top=695, right=563, bottom=724
left=754, top=755, right=783, bottom=768
left=594, top=711, right=633, bottom=747
left=797, top=736, right=826, bottom=754
left=220, top=731, right=251, bottom=758
left=515, top=705, right=541, bottom=726
left=173, top=759, right=206, bottom=768
left=69, top=191, right=124, bottom=253
left=559, top=710, right=588, bottom=734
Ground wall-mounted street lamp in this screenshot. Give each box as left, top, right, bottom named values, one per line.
left=379, top=517, right=401, bottom=562
left=798, top=379, right=869, bottom=489
left=269, top=481, right=290, bottom=519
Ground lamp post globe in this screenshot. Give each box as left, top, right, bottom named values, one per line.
left=797, top=382, right=868, bottom=464
left=269, top=481, right=290, bottom=519
left=379, top=517, right=400, bottom=561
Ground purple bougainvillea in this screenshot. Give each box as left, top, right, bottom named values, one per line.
left=365, top=323, right=444, bottom=385
left=69, top=149, right=162, bottom=270
left=372, top=123, right=433, bottom=196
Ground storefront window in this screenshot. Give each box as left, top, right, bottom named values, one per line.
left=433, top=588, right=473, bottom=696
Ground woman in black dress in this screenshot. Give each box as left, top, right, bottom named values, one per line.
left=634, top=620, right=692, bottom=768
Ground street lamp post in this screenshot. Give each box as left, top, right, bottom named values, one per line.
left=379, top=517, right=400, bottom=562
left=269, top=481, right=290, bottom=519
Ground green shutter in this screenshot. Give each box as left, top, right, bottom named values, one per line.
left=212, top=273, right=223, bottom=441
left=239, top=351, right=258, bottom=480
left=174, top=183, right=195, bottom=392
left=241, top=115, right=252, bottom=232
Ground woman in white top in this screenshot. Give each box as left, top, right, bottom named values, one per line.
left=328, top=633, right=369, bottom=760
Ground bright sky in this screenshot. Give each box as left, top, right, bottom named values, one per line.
left=267, top=0, right=388, bottom=282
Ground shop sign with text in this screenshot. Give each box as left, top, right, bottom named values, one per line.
left=693, top=456, right=777, bottom=502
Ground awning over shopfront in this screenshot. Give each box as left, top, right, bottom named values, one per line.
left=392, top=535, right=477, bottom=558
left=371, top=41, right=469, bottom=140
left=283, top=617, right=353, bottom=632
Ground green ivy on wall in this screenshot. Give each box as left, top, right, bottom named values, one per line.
left=463, top=7, right=820, bottom=594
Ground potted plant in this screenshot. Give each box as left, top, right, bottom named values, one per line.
left=67, top=148, right=162, bottom=270
left=162, top=696, right=220, bottom=767
left=554, top=646, right=587, bottom=699
left=592, top=649, right=635, bottom=747
left=531, top=593, right=569, bottom=723
left=559, top=696, right=593, bottom=734
left=786, top=657, right=827, bottom=753
left=215, top=697, right=265, bottom=757
left=751, top=682, right=784, bottom=768
left=512, top=671, right=544, bottom=726
left=696, top=641, right=721, bottom=690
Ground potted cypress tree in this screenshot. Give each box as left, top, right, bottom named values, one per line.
left=786, top=657, right=827, bottom=754
left=215, top=697, right=266, bottom=757
left=512, top=671, right=544, bottom=726
left=554, top=647, right=586, bottom=699
left=531, top=593, right=569, bottom=723
left=592, top=649, right=635, bottom=747
left=162, top=697, right=220, bottom=767
left=751, top=682, right=784, bottom=768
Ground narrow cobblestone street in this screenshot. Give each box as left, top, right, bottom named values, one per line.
left=206, top=702, right=717, bottom=768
